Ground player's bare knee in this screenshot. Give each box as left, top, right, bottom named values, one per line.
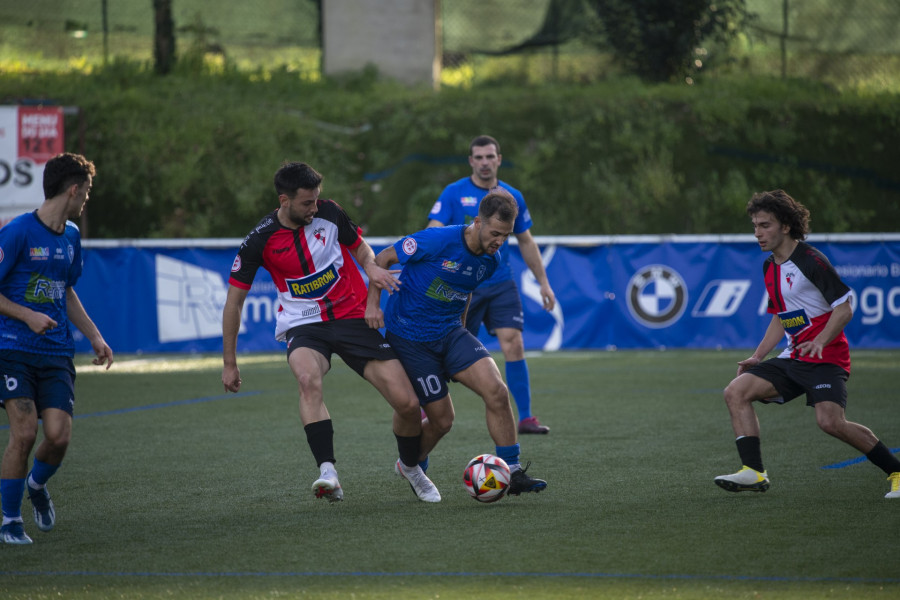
left=815, top=414, right=842, bottom=437
left=395, top=399, right=421, bottom=423
left=723, top=383, right=750, bottom=409
left=431, top=415, right=453, bottom=436
left=42, top=431, right=71, bottom=453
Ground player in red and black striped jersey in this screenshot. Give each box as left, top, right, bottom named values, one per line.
left=715, top=190, right=900, bottom=498
left=221, top=162, right=440, bottom=504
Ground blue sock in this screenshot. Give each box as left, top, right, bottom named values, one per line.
left=495, top=443, right=520, bottom=469
left=1, top=478, right=26, bottom=521
left=29, top=458, right=60, bottom=488
left=418, top=456, right=429, bottom=473
left=505, top=359, right=532, bottom=420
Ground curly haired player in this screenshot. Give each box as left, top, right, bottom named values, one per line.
left=714, top=189, right=900, bottom=498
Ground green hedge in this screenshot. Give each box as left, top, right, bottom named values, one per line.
left=2, top=65, right=897, bottom=238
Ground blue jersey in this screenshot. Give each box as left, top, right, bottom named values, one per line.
left=427, top=177, right=531, bottom=286
left=0, top=211, right=83, bottom=356
left=384, top=225, right=499, bottom=341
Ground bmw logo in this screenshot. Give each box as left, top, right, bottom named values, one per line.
left=626, top=265, right=688, bottom=328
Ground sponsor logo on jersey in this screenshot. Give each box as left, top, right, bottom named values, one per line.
left=30, top=247, right=50, bottom=260
left=441, top=259, right=461, bottom=272
left=691, top=280, right=751, bottom=318
left=402, top=237, right=417, bottom=256
left=777, top=308, right=810, bottom=335
left=626, top=264, right=688, bottom=328
left=426, top=278, right=469, bottom=303
left=53, top=247, right=66, bottom=260
left=27, top=275, right=65, bottom=303
left=461, top=196, right=478, bottom=207
left=287, top=264, right=339, bottom=300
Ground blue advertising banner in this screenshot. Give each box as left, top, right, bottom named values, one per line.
left=74, top=235, right=900, bottom=355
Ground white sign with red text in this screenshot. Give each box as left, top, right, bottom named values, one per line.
left=0, top=105, right=65, bottom=228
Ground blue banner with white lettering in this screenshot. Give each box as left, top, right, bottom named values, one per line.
left=73, top=237, right=900, bottom=354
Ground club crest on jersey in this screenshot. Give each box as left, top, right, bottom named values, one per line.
left=231, top=255, right=242, bottom=272
left=778, top=308, right=810, bottom=335
left=287, top=265, right=339, bottom=299
left=402, top=237, right=417, bottom=256
left=313, top=227, right=326, bottom=246
left=785, top=270, right=795, bottom=289
left=477, top=265, right=487, bottom=281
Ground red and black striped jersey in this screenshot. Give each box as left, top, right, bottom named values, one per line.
left=763, top=241, right=852, bottom=372
left=229, top=200, right=368, bottom=341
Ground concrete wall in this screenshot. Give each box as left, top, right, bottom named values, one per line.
left=322, top=0, right=440, bottom=88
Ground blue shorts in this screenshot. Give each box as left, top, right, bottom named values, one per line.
left=464, top=280, right=524, bottom=337
left=385, top=327, right=491, bottom=405
left=0, top=350, right=76, bottom=416
left=748, top=358, right=849, bottom=408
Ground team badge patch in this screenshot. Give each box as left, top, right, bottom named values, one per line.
left=626, top=264, right=688, bottom=328
left=402, top=237, right=417, bottom=256
left=231, top=255, right=242, bottom=272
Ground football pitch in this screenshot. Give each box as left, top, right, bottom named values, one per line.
left=1, top=349, right=898, bottom=599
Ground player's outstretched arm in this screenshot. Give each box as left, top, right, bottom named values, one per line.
left=797, top=299, right=852, bottom=359
left=222, top=285, right=248, bottom=392
left=516, top=230, right=556, bottom=311
left=737, top=314, right=784, bottom=375
left=66, top=288, right=114, bottom=369
left=355, top=240, right=401, bottom=293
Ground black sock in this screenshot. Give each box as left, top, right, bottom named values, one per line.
left=735, top=436, right=764, bottom=472
left=866, top=441, right=900, bottom=475
left=304, top=419, right=336, bottom=467
left=395, top=434, right=422, bottom=468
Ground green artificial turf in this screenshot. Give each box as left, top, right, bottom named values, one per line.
left=1, top=350, right=898, bottom=599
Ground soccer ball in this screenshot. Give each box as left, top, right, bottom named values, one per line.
left=462, top=454, right=511, bottom=503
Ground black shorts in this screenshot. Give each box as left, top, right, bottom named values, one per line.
left=285, top=319, right=398, bottom=377
left=747, top=358, right=849, bottom=408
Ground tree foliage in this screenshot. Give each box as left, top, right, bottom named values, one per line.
left=589, top=0, right=751, bottom=82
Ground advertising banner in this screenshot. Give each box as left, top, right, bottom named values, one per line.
left=72, top=236, right=900, bottom=355
left=0, top=105, right=66, bottom=227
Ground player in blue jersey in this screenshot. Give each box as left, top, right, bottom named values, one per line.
left=0, top=153, right=114, bottom=545
left=367, top=189, right=547, bottom=496
left=428, top=135, right=555, bottom=435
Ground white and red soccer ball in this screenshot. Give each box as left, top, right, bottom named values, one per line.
left=462, top=454, right=510, bottom=503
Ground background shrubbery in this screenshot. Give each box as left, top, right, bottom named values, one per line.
left=2, top=64, right=898, bottom=238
